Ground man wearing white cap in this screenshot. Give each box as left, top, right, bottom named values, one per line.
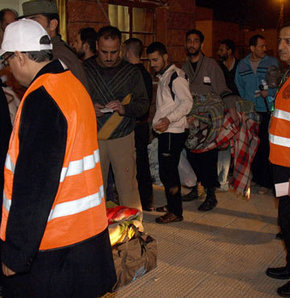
left=0, top=19, right=116, bottom=297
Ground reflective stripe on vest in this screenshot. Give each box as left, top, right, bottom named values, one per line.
left=5, top=149, right=100, bottom=183
left=273, top=109, right=290, bottom=122
left=269, top=133, right=290, bottom=148
left=48, top=185, right=104, bottom=222
left=5, top=154, right=15, bottom=173
left=60, top=149, right=100, bottom=182
left=3, top=192, right=10, bottom=213
left=3, top=186, right=104, bottom=223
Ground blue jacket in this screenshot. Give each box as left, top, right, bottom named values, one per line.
left=235, top=54, right=279, bottom=112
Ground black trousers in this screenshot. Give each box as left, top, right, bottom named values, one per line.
left=273, top=164, right=290, bottom=268
left=158, top=132, right=186, bottom=217
left=135, top=122, right=153, bottom=209
left=186, top=148, right=218, bottom=189
left=2, top=229, right=116, bottom=298
left=252, top=112, right=273, bottom=188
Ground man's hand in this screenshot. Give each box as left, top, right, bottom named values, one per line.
left=94, top=103, right=105, bottom=117
left=105, top=100, right=125, bottom=115
left=260, top=90, right=268, bottom=99
left=154, top=117, right=170, bottom=132
left=2, top=263, right=16, bottom=276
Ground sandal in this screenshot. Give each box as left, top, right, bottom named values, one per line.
left=155, top=212, right=183, bottom=224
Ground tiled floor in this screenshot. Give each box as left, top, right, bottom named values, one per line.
left=110, top=185, right=285, bottom=297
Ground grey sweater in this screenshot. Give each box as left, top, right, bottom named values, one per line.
left=182, top=55, right=237, bottom=109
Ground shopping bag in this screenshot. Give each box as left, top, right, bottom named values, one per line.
left=112, top=226, right=157, bottom=290
left=178, top=149, right=197, bottom=187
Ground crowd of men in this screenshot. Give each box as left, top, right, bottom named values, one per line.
left=0, top=0, right=289, bottom=296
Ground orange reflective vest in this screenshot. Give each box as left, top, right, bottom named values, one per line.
left=0, top=71, right=108, bottom=250
left=269, top=77, right=290, bottom=167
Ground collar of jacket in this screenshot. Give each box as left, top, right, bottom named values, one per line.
left=244, top=53, right=269, bottom=65
left=157, top=63, right=174, bottom=78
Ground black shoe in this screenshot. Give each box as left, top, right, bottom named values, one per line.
left=182, top=186, right=198, bottom=201
left=278, top=281, right=290, bottom=297
left=198, top=198, right=217, bottom=211
left=198, top=188, right=217, bottom=211
left=276, top=232, right=284, bottom=240
left=143, top=206, right=154, bottom=212
left=266, top=267, right=290, bottom=280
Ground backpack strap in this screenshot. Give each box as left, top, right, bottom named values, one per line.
left=168, top=71, right=178, bottom=100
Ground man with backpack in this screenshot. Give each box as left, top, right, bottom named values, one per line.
left=147, top=42, right=193, bottom=223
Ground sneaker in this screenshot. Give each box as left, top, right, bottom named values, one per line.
left=216, top=183, right=229, bottom=192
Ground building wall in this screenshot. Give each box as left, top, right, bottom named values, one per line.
left=66, top=0, right=110, bottom=45
left=0, top=0, right=25, bottom=15
left=195, top=20, right=213, bottom=57
left=194, top=6, right=279, bottom=61
left=156, top=0, right=195, bottom=67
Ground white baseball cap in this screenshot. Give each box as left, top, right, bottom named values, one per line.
left=0, top=19, right=53, bottom=57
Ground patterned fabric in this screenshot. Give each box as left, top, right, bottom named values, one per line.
left=187, top=111, right=259, bottom=197
left=230, top=114, right=259, bottom=198
left=185, top=93, right=224, bottom=151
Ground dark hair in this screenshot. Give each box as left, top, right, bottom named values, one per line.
left=186, top=29, right=204, bottom=43
left=281, top=21, right=290, bottom=29
left=98, top=25, right=121, bottom=42
left=220, top=39, right=236, bottom=54
left=79, top=27, right=98, bottom=53
left=249, top=34, right=265, bottom=47
left=146, top=42, right=167, bottom=55
left=26, top=50, right=53, bottom=62
left=0, top=8, right=18, bottom=23
left=124, top=38, right=143, bottom=58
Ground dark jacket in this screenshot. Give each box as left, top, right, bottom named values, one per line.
left=52, top=35, right=89, bottom=90
left=219, top=58, right=239, bottom=95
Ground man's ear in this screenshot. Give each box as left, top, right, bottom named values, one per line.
left=48, top=18, right=58, bottom=34
left=163, top=53, right=169, bottom=63
left=83, top=42, right=89, bottom=52
left=15, top=51, right=26, bottom=66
